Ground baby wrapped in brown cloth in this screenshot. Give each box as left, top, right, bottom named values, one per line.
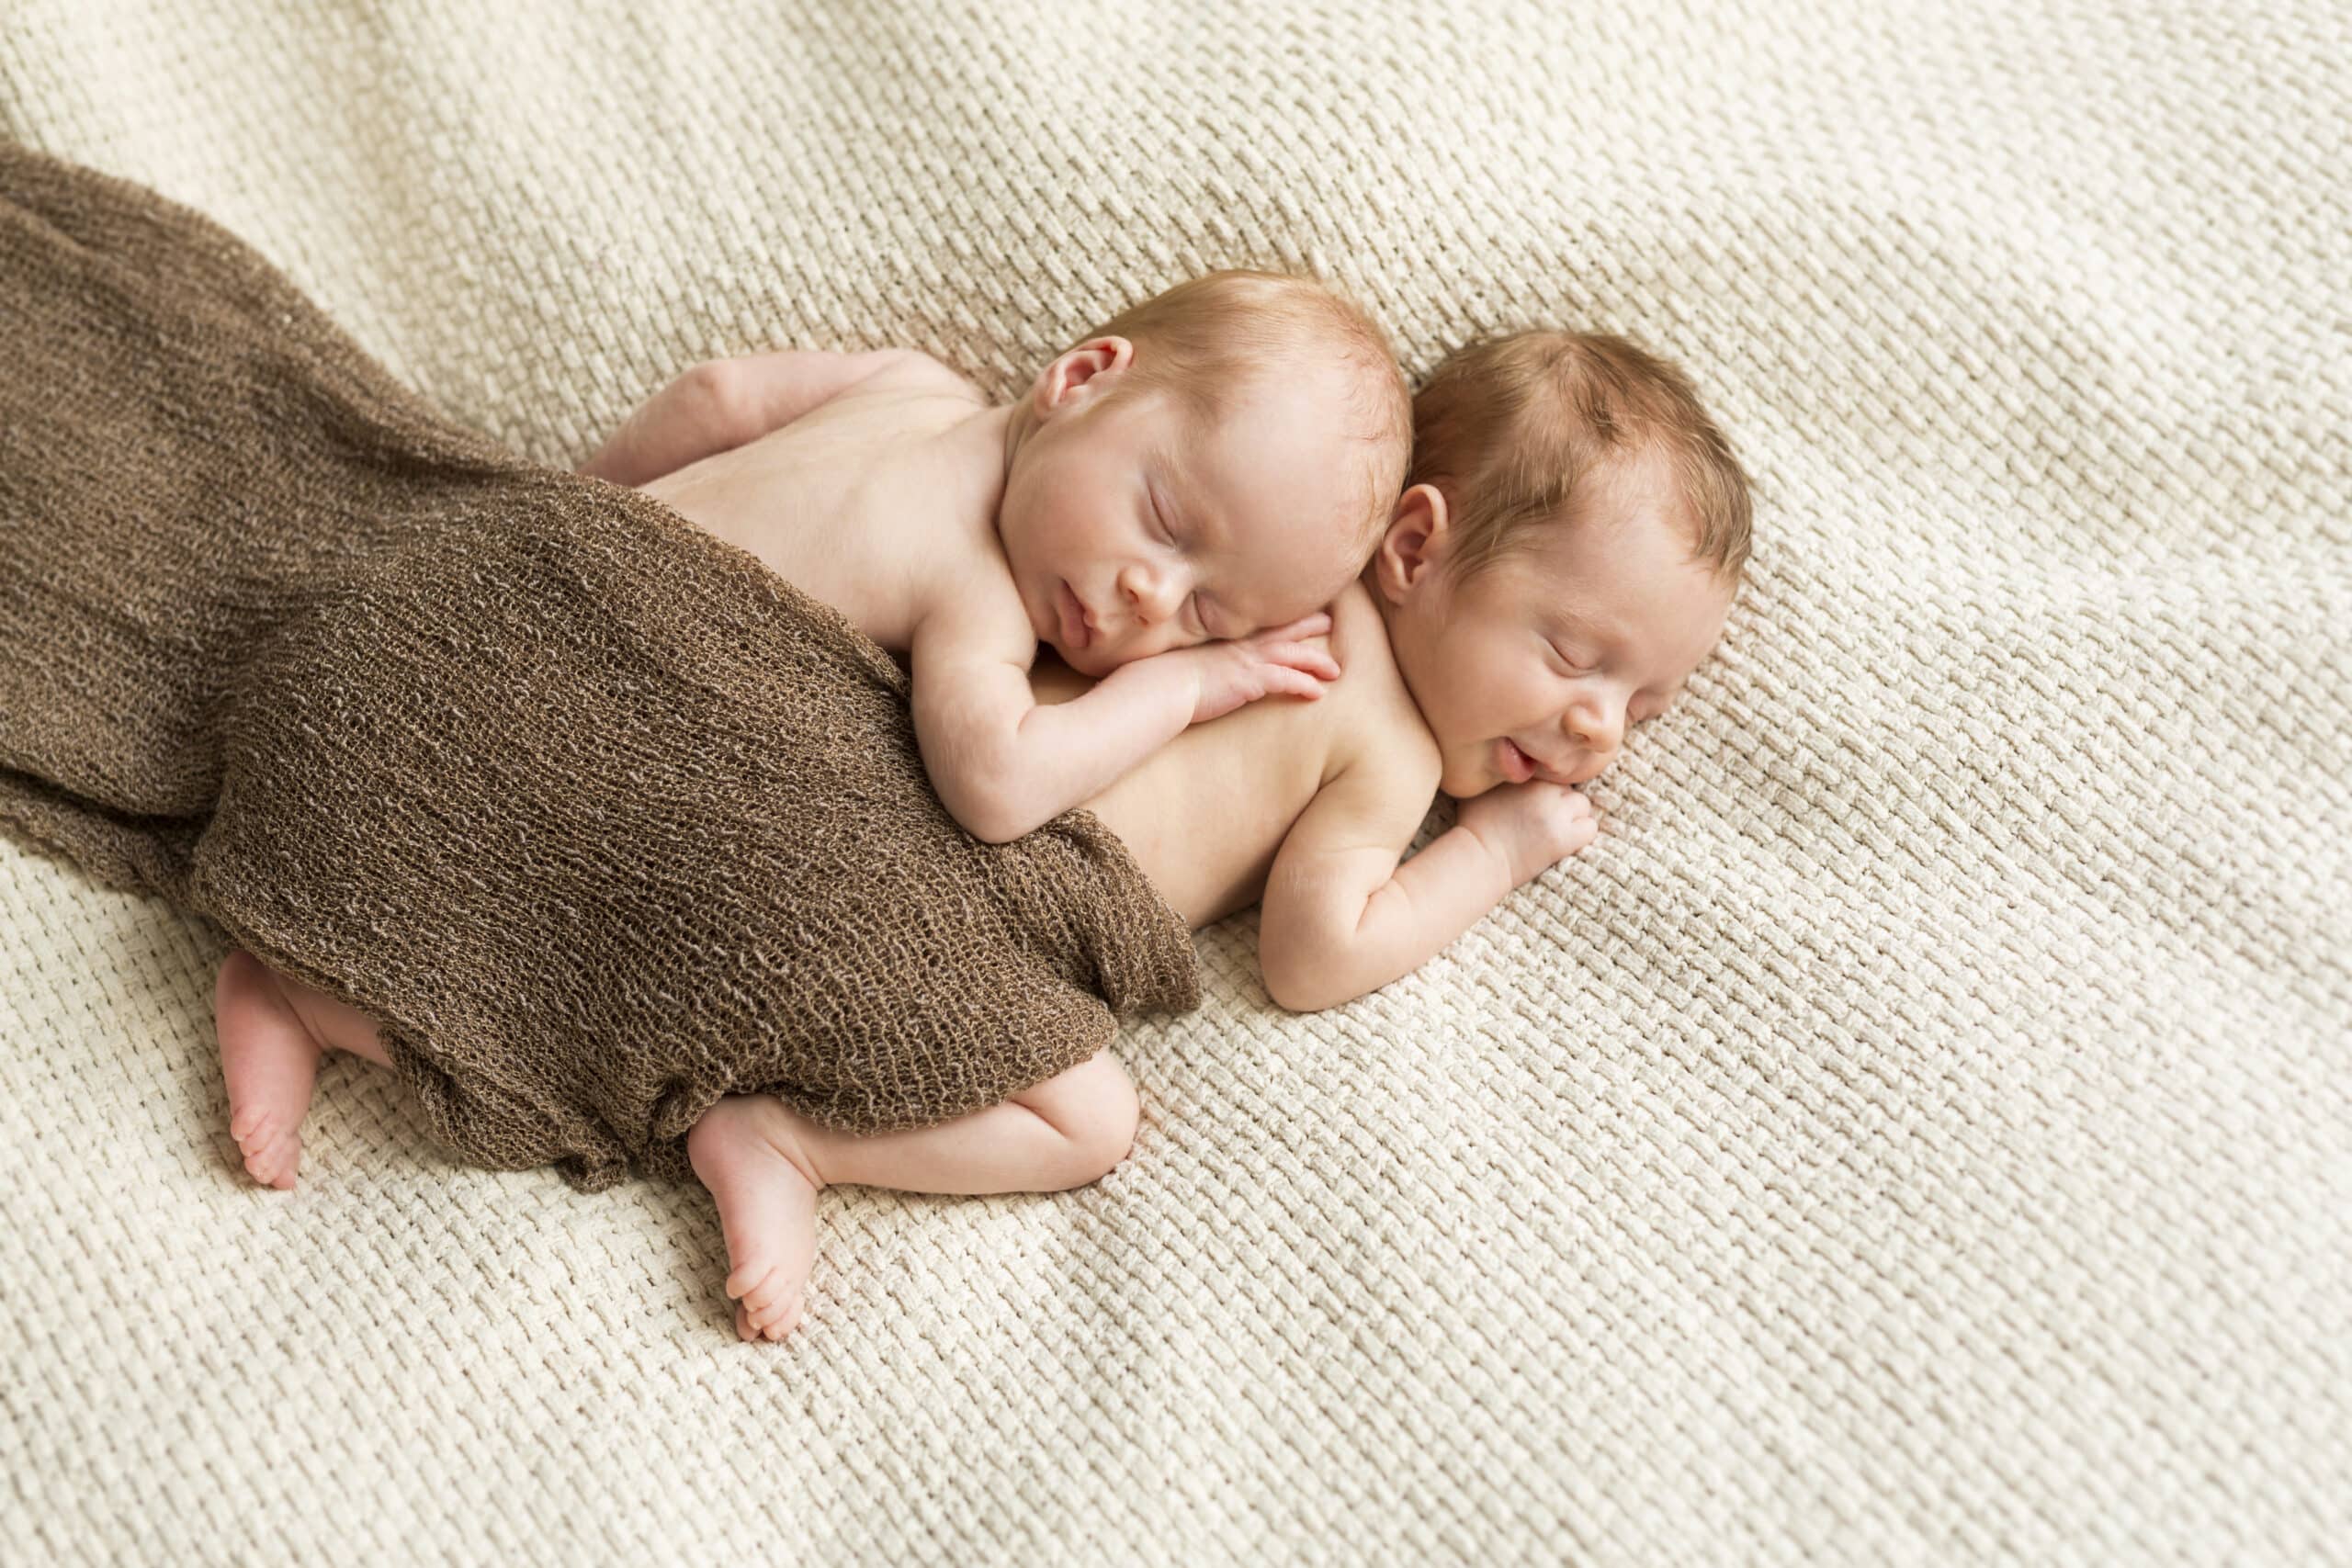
left=0, top=144, right=1199, bottom=1191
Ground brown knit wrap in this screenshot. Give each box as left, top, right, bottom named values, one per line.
left=0, top=144, right=1199, bottom=1190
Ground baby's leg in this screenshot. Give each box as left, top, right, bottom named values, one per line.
left=686, top=1051, right=1141, bottom=1342
left=212, top=950, right=390, bottom=1190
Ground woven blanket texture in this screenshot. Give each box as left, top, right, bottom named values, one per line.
left=0, top=144, right=1196, bottom=1190
left=2, top=1, right=2346, bottom=1563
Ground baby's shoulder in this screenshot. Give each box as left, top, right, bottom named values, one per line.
left=1318, top=582, right=1440, bottom=782
left=862, top=348, right=987, bottom=405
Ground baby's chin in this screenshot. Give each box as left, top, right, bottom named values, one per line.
left=1439, top=757, right=1503, bottom=800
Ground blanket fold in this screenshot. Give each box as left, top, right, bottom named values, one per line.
left=0, top=145, right=1199, bottom=1190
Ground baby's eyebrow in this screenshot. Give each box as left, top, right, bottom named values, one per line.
left=1148, top=440, right=1221, bottom=549
left=1154, top=483, right=1186, bottom=543
left=1547, top=606, right=1619, bottom=658
left=1148, top=434, right=1189, bottom=498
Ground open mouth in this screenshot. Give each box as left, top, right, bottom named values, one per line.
left=1055, top=581, right=1093, bottom=652
left=1497, top=738, right=1536, bottom=784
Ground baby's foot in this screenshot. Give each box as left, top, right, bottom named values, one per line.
left=687, top=1096, right=823, bottom=1342
left=212, top=950, right=323, bottom=1190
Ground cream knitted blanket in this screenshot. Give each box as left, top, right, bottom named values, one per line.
left=2, top=1, right=2345, bottom=1562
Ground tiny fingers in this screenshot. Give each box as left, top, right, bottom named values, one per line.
left=1263, top=668, right=1326, bottom=702
left=1260, top=643, right=1341, bottom=680
left=1263, top=612, right=1332, bottom=643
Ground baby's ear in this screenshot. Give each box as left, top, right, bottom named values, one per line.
left=1031, top=334, right=1135, bottom=420
left=1372, top=484, right=1450, bottom=602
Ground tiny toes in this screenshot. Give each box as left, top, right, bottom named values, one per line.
left=748, top=1284, right=808, bottom=1337
left=243, top=1143, right=299, bottom=1189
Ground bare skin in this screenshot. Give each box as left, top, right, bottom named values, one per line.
left=598, top=321, right=1387, bottom=845
left=214, top=950, right=392, bottom=1190
left=215, top=345, right=1734, bottom=1346
left=216, top=487, right=1728, bottom=1336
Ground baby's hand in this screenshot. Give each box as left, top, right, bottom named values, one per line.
left=1180, top=614, right=1340, bottom=725
left=1458, top=781, right=1600, bottom=886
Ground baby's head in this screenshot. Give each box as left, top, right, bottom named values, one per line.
left=999, top=270, right=1410, bottom=676
left=1374, top=331, right=1752, bottom=796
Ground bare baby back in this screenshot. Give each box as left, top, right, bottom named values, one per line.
left=642, top=359, right=1003, bottom=653
left=637, top=362, right=1430, bottom=933
left=1038, top=581, right=1420, bottom=928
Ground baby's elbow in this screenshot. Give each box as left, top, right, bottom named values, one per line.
left=951, top=784, right=1042, bottom=846
left=955, top=801, right=1021, bottom=845
left=921, top=730, right=1039, bottom=844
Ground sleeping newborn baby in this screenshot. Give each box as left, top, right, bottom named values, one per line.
left=690, top=329, right=1753, bottom=1338
left=214, top=304, right=1747, bottom=1349
left=213, top=270, right=1411, bottom=1188
left=591, top=268, right=1407, bottom=842
left=8, top=147, right=1725, bottom=1342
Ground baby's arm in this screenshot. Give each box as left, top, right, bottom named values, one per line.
left=910, top=592, right=1339, bottom=844
left=1256, top=758, right=1598, bottom=1012
left=578, top=348, right=948, bottom=486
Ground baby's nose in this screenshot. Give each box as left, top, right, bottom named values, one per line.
left=1120, top=564, right=1182, bottom=623
left=1566, top=704, right=1623, bottom=753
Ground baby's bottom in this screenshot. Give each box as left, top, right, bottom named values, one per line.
left=687, top=1055, right=1140, bottom=1341
left=210, top=949, right=1140, bottom=1340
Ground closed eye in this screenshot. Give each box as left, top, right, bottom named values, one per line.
left=1149, top=484, right=1178, bottom=549
left=1547, top=638, right=1591, bottom=673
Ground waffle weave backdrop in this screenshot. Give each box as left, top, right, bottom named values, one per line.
left=3, top=2, right=2346, bottom=1562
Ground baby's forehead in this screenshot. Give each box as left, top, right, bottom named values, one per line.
left=1569, top=440, right=1687, bottom=511
left=1165, top=366, right=1347, bottom=470
left=1174, top=411, right=1366, bottom=545
left=1515, top=512, right=1733, bottom=660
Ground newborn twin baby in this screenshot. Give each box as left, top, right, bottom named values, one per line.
left=212, top=271, right=1753, bottom=1341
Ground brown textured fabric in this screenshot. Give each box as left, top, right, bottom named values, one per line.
left=0, top=144, right=1199, bottom=1190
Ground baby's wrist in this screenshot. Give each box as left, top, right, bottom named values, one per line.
left=1457, top=815, right=1525, bottom=886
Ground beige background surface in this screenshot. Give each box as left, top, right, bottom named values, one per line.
left=3, top=1, right=2347, bottom=1562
